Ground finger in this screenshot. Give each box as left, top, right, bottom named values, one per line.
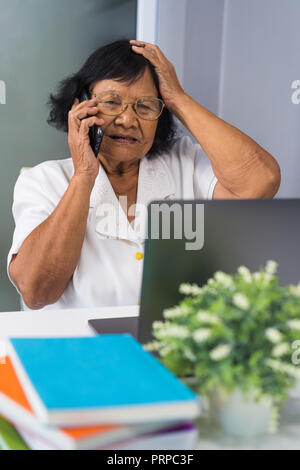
left=75, top=97, right=98, bottom=109
left=70, top=97, right=98, bottom=113
left=69, top=105, right=102, bottom=133
left=74, top=105, right=100, bottom=120
left=79, top=117, right=104, bottom=137
left=129, top=39, right=153, bottom=47
left=70, top=98, right=98, bottom=123
left=131, top=44, right=160, bottom=66
left=129, top=39, right=163, bottom=56
left=71, top=98, right=80, bottom=110
left=68, top=107, right=81, bottom=132
left=70, top=98, right=99, bottom=118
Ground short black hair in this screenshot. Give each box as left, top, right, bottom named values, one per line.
left=47, top=38, right=179, bottom=158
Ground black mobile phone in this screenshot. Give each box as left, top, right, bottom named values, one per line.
left=78, top=89, right=103, bottom=157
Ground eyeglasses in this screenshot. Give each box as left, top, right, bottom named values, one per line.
left=91, top=90, right=165, bottom=121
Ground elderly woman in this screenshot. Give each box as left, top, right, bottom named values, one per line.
left=7, top=39, right=281, bottom=310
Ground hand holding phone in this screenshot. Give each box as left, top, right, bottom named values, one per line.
left=78, top=89, right=103, bottom=158
left=68, top=93, right=104, bottom=183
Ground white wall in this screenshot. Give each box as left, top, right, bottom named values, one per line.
left=136, top=0, right=158, bottom=44
left=0, top=80, right=6, bottom=104
left=137, top=0, right=187, bottom=84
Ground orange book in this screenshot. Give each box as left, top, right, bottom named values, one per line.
left=0, top=356, right=172, bottom=449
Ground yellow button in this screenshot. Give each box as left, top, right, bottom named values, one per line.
left=135, top=252, right=143, bottom=260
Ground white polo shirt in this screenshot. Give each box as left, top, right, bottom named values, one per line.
left=7, top=135, right=218, bottom=310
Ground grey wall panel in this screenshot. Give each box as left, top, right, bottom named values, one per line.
left=220, top=0, right=300, bottom=198
left=157, top=0, right=187, bottom=84
left=0, top=0, right=137, bottom=311
left=183, top=0, right=225, bottom=116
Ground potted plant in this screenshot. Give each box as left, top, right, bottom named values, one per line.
left=145, top=261, right=300, bottom=437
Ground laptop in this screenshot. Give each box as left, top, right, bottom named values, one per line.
left=88, top=199, right=300, bottom=344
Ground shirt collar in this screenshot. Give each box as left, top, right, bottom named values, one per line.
left=90, top=154, right=176, bottom=243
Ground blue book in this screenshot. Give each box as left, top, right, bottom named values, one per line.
left=8, top=335, right=200, bottom=427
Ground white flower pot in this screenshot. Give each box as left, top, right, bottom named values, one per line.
left=210, top=388, right=273, bottom=437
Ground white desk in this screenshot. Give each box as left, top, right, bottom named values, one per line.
left=0, top=305, right=139, bottom=340
left=0, top=305, right=299, bottom=450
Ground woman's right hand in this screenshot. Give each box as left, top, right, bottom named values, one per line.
left=68, top=97, right=104, bottom=185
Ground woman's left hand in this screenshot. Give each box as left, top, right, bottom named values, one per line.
left=129, top=39, right=185, bottom=110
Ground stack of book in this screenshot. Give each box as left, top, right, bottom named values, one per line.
left=0, top=335, right=200, bottom=450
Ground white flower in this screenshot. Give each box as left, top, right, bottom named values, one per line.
left=264, top=273, right=274, bottom=283
left=197, top=311, right=221, bottom=325
left=253, top=272, right=262, bottom=281
left=155, top=325, right=189, bottom=340
left=179, top=283, right=202, bottom=296
left=283, top=364, right=300, bottom=379
left=163, top=305, right=190, bottom=319
left=233, top=293, right=250, bottom=310
left=265, top=260, right=278, bottom=275
left=284, top=364, right=300, bottom=379
left=265, top=328, right=282, bottom=344
left=214, top=271, right=233, bottom=288
left=238, top=266, right=252, bottom=282
left=144, top=341, right=161, bottom=352
left=265, top=358, right=281, bottom=371
left=190, top=284, right=203, bottom=295
left=288, top=320, right=300, bottom=330
left=163, top=308, right=179, bottom=319
left=266, top=359, right=300, bottom=379
left=209, top=344, right=232, bottom=361
left=178, top=283, right=191, bottom=295
left=272, top=342, right=290, bottom=358
left=160, top=344, right=176, bottom=356
left=289, top=284, right=300, bottom=298
left=153, top=321, right=164, bottom=330
left=183, top=348, right=197, bottom=362
left=193, top=328, right=212, bottom=342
